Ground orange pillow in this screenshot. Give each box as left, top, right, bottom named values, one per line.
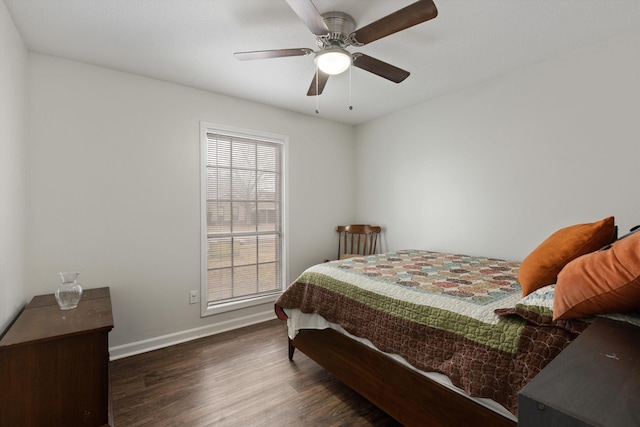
left=553, top=230, right=640, bottom=320
left=518, top=216, right=616, bottom=296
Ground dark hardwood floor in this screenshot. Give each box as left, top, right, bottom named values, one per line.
left=110, top=319, right=401, bottom=426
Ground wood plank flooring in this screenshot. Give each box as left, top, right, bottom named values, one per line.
left=110, top=319, right=401, bottom=426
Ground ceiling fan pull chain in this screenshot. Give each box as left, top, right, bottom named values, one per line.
left=348, top=63, right=353, bottom=111
left=315, top=66, right=320, bottom=114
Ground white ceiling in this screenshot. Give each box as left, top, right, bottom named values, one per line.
left=4, top=0, right=640, bottom=125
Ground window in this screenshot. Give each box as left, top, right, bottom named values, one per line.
left=200, top=123, right=287, bottom=315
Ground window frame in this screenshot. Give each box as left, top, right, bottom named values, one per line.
left=200, top=122, right=288, bottom=317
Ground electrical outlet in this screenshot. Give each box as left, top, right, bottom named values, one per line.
left=189, top=290, right=199, bottom=304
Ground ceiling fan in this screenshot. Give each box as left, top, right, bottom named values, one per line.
left=234, top=0, right=438, bottom=96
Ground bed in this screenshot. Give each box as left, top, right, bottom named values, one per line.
left=275, top=217, right=640, bottom=426
left=274, top=219, right=640, bottom=426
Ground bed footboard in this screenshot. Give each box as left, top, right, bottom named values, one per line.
left=291, top=328, right=516, bottom=427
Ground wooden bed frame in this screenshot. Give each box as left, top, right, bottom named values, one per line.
left=289, top=328, right=516, bottom=427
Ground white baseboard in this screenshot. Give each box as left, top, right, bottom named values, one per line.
left=109, top=310, right=277, bottom=360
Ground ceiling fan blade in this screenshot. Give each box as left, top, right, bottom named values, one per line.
left=350, top=0, right=438, bottom=46
left=352, top=53, right=410, bottom=83
left=307, top=70, right=330, bottom=96
left=234, top=48, right=313, bottom=61
left=285, top=0, right=330, bottom=36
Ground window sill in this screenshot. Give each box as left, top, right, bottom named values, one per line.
left=202, top=292, right=282, bottom=316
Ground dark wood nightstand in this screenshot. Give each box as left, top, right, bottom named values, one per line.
left=518, top=318, right=640, bottom=427
left=0, top=287, right=114, bottom=426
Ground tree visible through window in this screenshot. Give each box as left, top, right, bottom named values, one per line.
left=201, top=124, right=285, bottom=313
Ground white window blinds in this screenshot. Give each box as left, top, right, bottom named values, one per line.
left=202, top=127, right=285, bottom=311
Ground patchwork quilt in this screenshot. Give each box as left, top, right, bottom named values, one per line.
left=275, top=250, right=589, bottom=415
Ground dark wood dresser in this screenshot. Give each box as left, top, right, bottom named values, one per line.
left=0, top=287, right=114, bottom=426
left=519, top=318, right=640, bottom=427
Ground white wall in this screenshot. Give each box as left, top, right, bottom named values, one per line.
left=27, top=54, right=354, bottom=355
left=0, top=1, right=28, bottom=333
left=355, top=29, right=640, bottom=261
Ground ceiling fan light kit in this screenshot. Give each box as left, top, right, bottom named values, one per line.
left=234, top=0, right=438, bottom=105
left=314, top=47, right=351, bottom=75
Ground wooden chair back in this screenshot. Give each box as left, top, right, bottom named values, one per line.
left=336, top=224, right=381, bottom=260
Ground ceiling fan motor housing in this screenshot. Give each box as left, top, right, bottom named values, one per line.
left=317, top=12, right=356, bottom=49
